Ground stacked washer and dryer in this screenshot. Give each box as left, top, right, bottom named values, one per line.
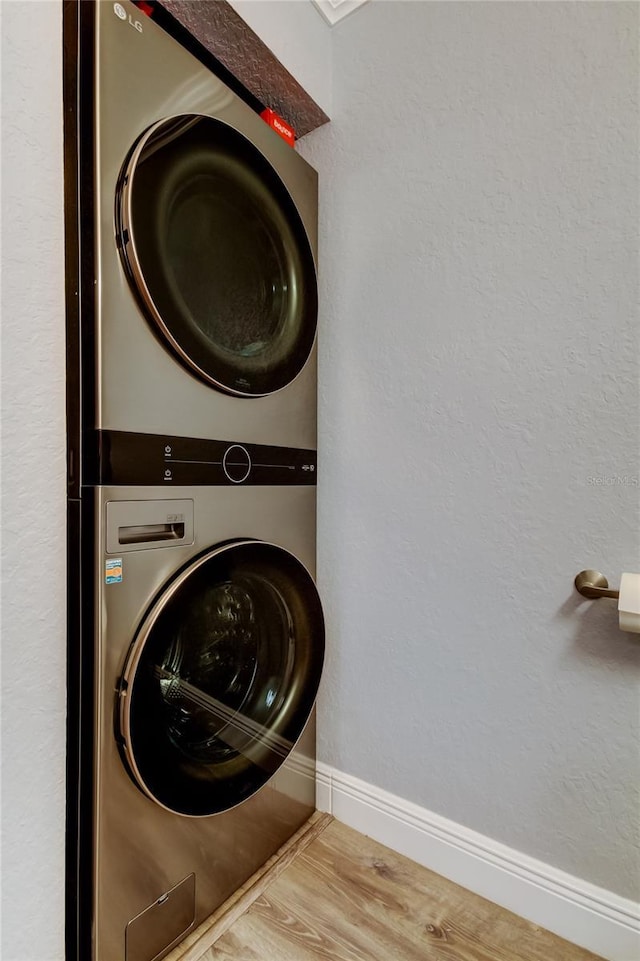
left=65, top=3, right=324, bottom=960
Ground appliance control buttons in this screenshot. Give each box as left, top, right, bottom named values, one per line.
left=222, top=445, right=251, bottom=484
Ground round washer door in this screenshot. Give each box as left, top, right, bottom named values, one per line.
left=118, top=541, right=324, bottom=817
left=117, top=114, right=318, bottom=397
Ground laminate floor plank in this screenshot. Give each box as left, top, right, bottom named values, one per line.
left=200, top=820, right=604, bottom=961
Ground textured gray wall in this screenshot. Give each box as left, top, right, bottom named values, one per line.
left=1, top=3, right=66, bottom=958
left=298, top=1, right=640, bottom=899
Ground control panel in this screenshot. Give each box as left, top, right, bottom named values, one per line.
left=90, top=430, right=317, bottom=487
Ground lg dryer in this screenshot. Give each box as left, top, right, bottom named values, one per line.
left=90, top=0, right=319, bottom=450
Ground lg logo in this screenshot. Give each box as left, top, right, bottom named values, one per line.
left=114, top=3, right=143, bottom=32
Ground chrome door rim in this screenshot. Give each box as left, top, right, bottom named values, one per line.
left=118, top=539, right=323, bottom=817
left=116, top=115, right=318, bottom=399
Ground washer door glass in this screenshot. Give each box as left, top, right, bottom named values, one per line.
left=117, top=115, right=317, bottom=397
left=119, top=541, right=324, bottom=816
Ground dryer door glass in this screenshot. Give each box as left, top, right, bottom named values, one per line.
left=119, top=541, right=324, bottom=816
left=117, top=115, right=317, bottom=397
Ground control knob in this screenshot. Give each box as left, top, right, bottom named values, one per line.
left=222, top=445, right=251, bottom=484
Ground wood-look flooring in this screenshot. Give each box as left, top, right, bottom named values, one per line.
left=198, top=818, right=603, bottom=961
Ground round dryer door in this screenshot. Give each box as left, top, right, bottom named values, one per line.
left=116, top=114, right=318, bottom=397
left=118, top=541, right=324, bottom=817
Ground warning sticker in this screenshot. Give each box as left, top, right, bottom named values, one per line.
left=105, top=558, right=123, bottom=585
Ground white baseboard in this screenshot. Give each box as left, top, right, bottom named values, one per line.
left=316, top=763, right=640, bottom=961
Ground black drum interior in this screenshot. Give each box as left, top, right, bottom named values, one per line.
left=119, top=541, right=324, bottom=816
left=117, top=115, right=318, bottom=397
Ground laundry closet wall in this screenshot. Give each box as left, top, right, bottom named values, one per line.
left=3, top=1, right=638, bottom=955
left=297, top=0, right=640, bottom=902
left=2, top=4, right=66, bottom=959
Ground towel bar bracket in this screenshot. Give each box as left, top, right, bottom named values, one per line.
left=574, top=570, right=620, bottom=600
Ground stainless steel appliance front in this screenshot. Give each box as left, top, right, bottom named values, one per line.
left=93, top=484, right=321, bottom=961
left=95, top=0, right=319, bottom=446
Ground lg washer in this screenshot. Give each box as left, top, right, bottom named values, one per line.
left=90, top=470, right=323, bottom=961
left=91, top=0, right=319, bottom=450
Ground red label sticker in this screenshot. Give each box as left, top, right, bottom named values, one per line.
left=260, top=108, right=296, bottom=147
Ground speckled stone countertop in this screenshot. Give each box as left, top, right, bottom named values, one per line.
left=158, top=0, right=329, bottom=138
